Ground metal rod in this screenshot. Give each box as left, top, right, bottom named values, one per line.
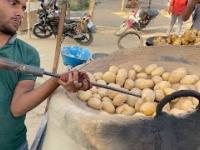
left=0, top=56, right=141, bottom=97
left=43, top=71, right=60, bottom=78
left=43, top=71, right=141, bottom=97
left=91, top=82, right=141, bottom=97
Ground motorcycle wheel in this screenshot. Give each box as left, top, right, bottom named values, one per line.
left=75, top=30, right=93, bottom=46
left=115, top=23, right=129, bottom=36
left=32, top=23, right=53, bottom=38
left=117, top=31, right=143, bottom=49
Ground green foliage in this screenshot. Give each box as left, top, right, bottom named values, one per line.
left=69, top=0, right=89, bottom=11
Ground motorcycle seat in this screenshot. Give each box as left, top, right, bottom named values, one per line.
left=65, top=19, right=79, bottom=24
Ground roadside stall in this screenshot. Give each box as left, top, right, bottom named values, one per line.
left=40, top=46, right=200, bottom=150
left=146, top=29, right=200, bottom=46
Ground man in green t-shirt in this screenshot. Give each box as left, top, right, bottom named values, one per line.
left=0, top=0, right=91, bottom=150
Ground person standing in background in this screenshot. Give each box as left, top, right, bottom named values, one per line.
left=182, top=0, right=200, bottom=30
left=167, top=0, right=188, bottom=35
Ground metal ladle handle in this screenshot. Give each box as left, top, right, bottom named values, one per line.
left=156, top=90, right=200, bottom=117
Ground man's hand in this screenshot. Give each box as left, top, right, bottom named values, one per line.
left=182, top=0, right=198, bottom=21
left=168, top=7, right=171, bottom=14
left=58, top=70, right=91, bottom=92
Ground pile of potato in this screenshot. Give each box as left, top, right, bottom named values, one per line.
left=77, top=64, right=199, bottom=117
left=153, top=29, right=200, bottom=46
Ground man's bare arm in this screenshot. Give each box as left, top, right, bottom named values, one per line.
left=10, top=78, right=59, bottom=117
left=10, top=70, right=91, bottom=117
left=182, top=0, right=198, bottom=21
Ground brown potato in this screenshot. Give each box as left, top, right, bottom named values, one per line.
left=154, top=81, right=171, bottom=91
left=174, top=98, right=195, bottom=112
left=136, top=72, right=148, bottom=79
left=155, top=89, right=165, bottom=102
left=135, top=79, right=154, bottom=89
left=173, top=37, right=182, bottom=45
left=102, top=97, right=112, bottom=102
left=116, top=69, right=128, bottom=86
left=163, top=103, right=171, bottom=113
left=93, top=93, right=102, bottom=99
left=181, top=37, right=189, bottom=45
left=171, top=34, right=179, bottom=43
left=97, top=79, right=107, bottom=85
left=192, top=98, right=199, bottom=107
left=107, top=83, right=120, bottom=99
left=151, top=67, right=165, bottom=76
left=153, top=36, right=167, bottom=46
left=102, top=71, right=116, bottom=83
left=162, top=72, right=170, bottom=81
left=93, top=72, right=103, bottom=80
left=134, top=112, right=146, bottom=117
left=171, top=84, right=180, bottom=90
left=163, top=88, right=176, bottom=95
left=127, top=95, right=138, bottom=107
left=124, top=79, right=135, bottom=90
left=187, top=84, right=196, bottom=90
left=178, top=85, right=190, bottom=90
left=168, top=67, right=188, bottom=84
left=102, top=100, right=115, bottom=113
left=195, top=37, right=200, bottom=44
left=116, top=104, right=135, bottom=116
left=170, top=108, right=187, bottom=116
left=135, top=98, right=144, bottom=112
left=128, top=69, right=136, bottom=80
left=142, top=88, right=156, bottom=102
left=90, top=87, right=98, bottom=94
left=152, top=76, right=163, bottom=84
left=180, top=74, right=199, bottom=85
left=78, top=90, right=92, bottom=101
left=98, top=88, right=108, bottom=97
left=194, top=42, right=200, bottom=46
left=132, top=64, right=143, bottom=73
left=131, top=88, right=142, bottom=96
left=87, top=72, right=96, bottom=82
left=139, top=102, right=157, bottom=116
left=88, top=97, right=102, bottom=110
left=113, top=94, right=127, bottom=106
left=108, top=65, right=119, bottom=74
left=145, top=64, right=158, bottom=75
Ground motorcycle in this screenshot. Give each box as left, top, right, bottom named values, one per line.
left=115, top=8, right=159, bottom=36
left=32, top=3, right=95, bottom=46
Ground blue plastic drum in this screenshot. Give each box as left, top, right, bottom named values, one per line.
left=61, top=46, right=92, bottom=68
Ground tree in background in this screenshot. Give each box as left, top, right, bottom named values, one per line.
left=69, top=0, right=89, bottom=11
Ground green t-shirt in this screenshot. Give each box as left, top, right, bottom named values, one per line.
left=0, top=37, right=40, bottom=150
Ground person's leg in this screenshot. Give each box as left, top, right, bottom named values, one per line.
left=167, top=14, right=178, bottom=35
left=176, top=15, right=183, bottom=36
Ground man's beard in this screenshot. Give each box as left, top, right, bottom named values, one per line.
left=0, top=24, right=16, bottom=36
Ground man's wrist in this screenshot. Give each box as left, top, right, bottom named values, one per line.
left=50, top=77, right=60, bottom=86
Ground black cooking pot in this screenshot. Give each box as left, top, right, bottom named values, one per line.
left=100, top=90, right=200, bottom=150
left=146, top=36, right=167, bottom=46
